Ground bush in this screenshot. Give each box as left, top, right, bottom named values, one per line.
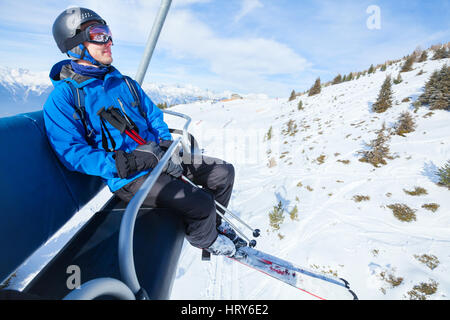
left=407, top=280, right=438, bottom=300
left=414, top=254, right=440, bottom=270
left=264, top=126, right=273, bottom=141
left=282, top=119, right=298, bottom=136
left=352, top=195, right=370, bottom=202
left=359, top=123, right=393, bottom=167
left=422, top=203, right=440, bottom=212
left=269, top=201, right=285, bottom=231
left=373, top=76, right=393, bottom=113
left=157, top=102, right=169, bottom=109
left=394, top=111, right=416, bottom=136
left=387, top=203, right=417, bottom=222
left=289, top=205, right=299, bottom=221
left=403, top=186, right=427, bottom=196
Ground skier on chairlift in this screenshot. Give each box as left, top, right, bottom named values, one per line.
left=44, top=7, right=242, bottom=257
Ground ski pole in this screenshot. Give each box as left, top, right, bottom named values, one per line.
left=214, top=200, right=260, bottom=237
left=180, top=175, right=258, bottom=247
left=213, top=204, right=256, bottom=248
left=181, top=175, right=260, bottom=237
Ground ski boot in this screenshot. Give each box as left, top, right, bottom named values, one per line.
left=206, top=234, right=236, bottom=257
left=217, top=220, right=248, bottom=248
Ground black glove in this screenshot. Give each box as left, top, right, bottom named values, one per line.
left=115, top=141, right=161, bottom=179
left=115, top=141, right=183, bottom=179
left=159, top=139, right=173, bottom=151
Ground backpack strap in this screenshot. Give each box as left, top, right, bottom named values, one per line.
left=123, top=76, right=147, bottom=120
left=64, top=80, right=95, bottom=145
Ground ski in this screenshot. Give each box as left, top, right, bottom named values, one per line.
left=230, top=246, right=358, bottom=300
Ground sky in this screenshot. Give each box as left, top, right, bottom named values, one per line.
left=0, top=0, right=449, bottom=97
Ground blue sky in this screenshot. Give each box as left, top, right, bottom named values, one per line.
left=0, top=0, right=448, bottom=97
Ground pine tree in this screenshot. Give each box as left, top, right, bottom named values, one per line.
left=359, top=123, right=392, bottom=167
left=332, top=74, right=342, bottom=84
left=373, top=76, right=393, bottom=113
left=419, top=64, right=449, bottom=111
left=432, top=47, right=449, bottom=60
left=437, top=161, right=450, bottom=188
left=418, top=51, right=428, bottom=62
left=395, top=111, right=416, bottom=136
left=346, top=72, right=353, bottom=81
left=308, top=78, right=321, bottom=96
left=297, top=100, right=304, bottom=111
left=401, top=55, right=415, bottom=73
left=393, top=73, right=403, bottom=84
left=288, top=90, right=297, bottom=101
left=368, top=64, right=375, bottom=74
left=157, top=102, right=168, bottom=109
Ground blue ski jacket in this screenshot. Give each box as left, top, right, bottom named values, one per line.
left=43, top=60, right=172, bottom=192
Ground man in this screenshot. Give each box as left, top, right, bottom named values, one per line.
left=44, top=7, right=240, bottom=256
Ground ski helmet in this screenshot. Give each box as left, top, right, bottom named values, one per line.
left=52, top=7, right=110, bottom=66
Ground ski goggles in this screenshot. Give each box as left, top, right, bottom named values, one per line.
left=65, top=23, right=113, bottom=50
left=86, top=24, right=113, bottom=44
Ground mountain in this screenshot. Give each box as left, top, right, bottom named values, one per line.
left=0, top=67, right=52, bottom=117
left=0, top=66, right=232, bottom=118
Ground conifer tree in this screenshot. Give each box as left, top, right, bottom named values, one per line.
left=359, top=123, right=392, bottom=167
left=346, top=72, right=353, bottom=81
left=308, top=78, right=321, bottom=96
left=419, top=64, right=449, bottom=110
left=418, top=51, right=428, bottom=62
left=432, top=47, right=449, bottom=60
left=395, top=111, right=416, bottom=136
left=332, top=74, right=342, bottom=84
left=288, top=90, right=296, bottom=101
left=373, top=76, right=393, bottom=113
left=368, top=64, right=375, bottom=74
left=401, top=55, right=415, bottom=73
left=393, top=73, right=403, bottom=84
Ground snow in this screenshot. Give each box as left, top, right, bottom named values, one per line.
left=5, top=54, right=449, bottom=300
left=165, top=55, right=450, bottom=300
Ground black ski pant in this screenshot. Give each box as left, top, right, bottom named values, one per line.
left=114, top=155, right=235, bottom=249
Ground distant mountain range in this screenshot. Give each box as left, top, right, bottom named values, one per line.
left=0, top=66, right=232, bottom=118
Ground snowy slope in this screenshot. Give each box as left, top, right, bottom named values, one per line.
left=166, top=55, right=450, bottom=300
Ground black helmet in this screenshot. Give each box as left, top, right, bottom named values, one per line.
left=52, top=7, right=106, bottom=53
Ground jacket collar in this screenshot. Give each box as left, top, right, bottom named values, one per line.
left=49, top=59, right=123, bottom=88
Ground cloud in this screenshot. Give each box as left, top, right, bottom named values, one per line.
left=234, top=0, right=263, bottom=23
left=159, top=8, right=309, bottom=92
